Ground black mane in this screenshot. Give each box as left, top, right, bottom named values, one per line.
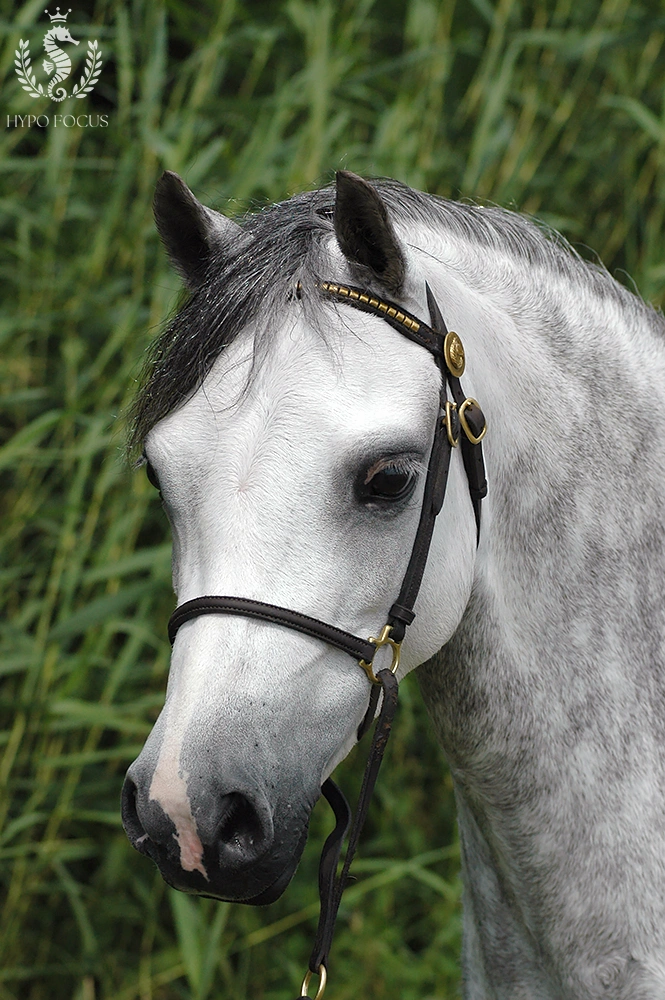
left=129, top=178, right=653, bottom=454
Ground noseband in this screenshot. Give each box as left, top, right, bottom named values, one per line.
left=167, top=281, right=487, bottom=999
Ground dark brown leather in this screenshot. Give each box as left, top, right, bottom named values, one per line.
left=357, top=683, right=381, bottom=741
left=425, top=283, right=487, bottom=539
left=168, top=596, right=377, bottom=663
left=388, top=385, right=452, bottom=642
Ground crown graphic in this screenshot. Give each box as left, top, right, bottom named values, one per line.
left=44, top=7, right=71, bottom=22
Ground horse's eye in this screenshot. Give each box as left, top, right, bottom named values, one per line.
left=145, top=461, right=160, bottom=491
left=362, top=463, right=416, bottom=502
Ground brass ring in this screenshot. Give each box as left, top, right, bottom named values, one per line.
left=358, top=624, right=402, bottom=684
left=458, top=397, right=487, bottom=445
left=301, top=964, right=327, bottom=1000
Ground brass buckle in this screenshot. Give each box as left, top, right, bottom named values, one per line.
left=443, top=400, right=460, bottom=448
left=301, top=964, right=327, bottom=1000
left=458, top=397, right=487, bottom=445
left=358, top=624, right=402, bottom=685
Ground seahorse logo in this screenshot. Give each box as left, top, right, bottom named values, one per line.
left=14, top=8, right=103, bottom=102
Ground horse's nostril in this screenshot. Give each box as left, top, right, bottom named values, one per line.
left=217, top=793, right=265, bottom=857
left=121, top=775, right=150, bottom=852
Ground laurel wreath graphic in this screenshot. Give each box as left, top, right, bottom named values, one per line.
left=14, top=38, right=103, bottom=101
left=72, top=40, right=102, bottom=98
left=14, top=40, right=44, bottom=98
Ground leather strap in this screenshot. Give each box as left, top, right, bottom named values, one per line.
left=356, top=683, right=381, bottom=740
left=168, top=596, right=376, bottom=663
left=308, top=669, right=399, bottom=976
left=447, top=372, right=487, bottom=542
left=424, top=282, right=487, bottom=542
left=310, top=779, right=351, bottom=971
left=388, top=384, right=451, bottom=642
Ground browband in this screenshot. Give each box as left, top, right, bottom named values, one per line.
left=318, top=281, right=444, bottom=356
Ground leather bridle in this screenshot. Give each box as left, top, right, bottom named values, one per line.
left=166, top=281, right=487, bottom=999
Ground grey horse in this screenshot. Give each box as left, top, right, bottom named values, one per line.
left=123, top=170, right=665, bottom=999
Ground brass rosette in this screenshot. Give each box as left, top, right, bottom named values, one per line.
left=444, top=331, right=465, bottom=377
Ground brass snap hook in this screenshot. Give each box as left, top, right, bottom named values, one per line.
left=358, top=624, right=402, bottom=684
left=301, top=964, right=327, bottom=1000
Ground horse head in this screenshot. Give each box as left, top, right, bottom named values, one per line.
left=121, top=172, right=481, bottom=904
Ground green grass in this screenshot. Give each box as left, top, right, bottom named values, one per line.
left=1, top=0, right=664, bottom=997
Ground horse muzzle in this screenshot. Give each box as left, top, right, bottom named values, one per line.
left=120, top=769, right=311, bottom=904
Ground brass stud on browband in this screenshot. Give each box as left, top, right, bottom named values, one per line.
left=319, top=281, right=422, bottom=335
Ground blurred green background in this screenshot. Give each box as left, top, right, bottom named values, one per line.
left=1, top=0, right=664, bottom=997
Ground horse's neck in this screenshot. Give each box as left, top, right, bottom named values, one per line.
left=416, top=229, right=665, bottom=993
left=414, top=228, right=665, bottom=985
left=419, top=228, right=665, bottom=680
left=419, top=231, right=665, bottom=544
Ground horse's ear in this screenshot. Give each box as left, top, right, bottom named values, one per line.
left=333, top=170, right=405, bottom=295
left=153, top=171, right=242, bottom=290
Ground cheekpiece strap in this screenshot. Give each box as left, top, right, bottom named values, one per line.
left=321, top=279, right=487, bottom=634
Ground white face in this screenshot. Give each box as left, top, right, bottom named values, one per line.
left=122, top=301, right=477, bottom=902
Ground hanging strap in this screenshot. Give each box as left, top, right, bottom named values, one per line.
left=294, top=669, right=399, bottom=999
left=424, top=283, right=487, bottom=544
